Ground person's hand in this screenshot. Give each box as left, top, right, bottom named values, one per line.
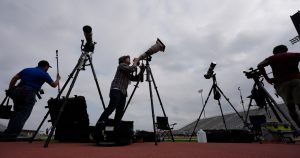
left=56, top=73, right=61, bottom=80
left=133, top=58, right=140, bottom=65
left=133, top=57, right=139, bottom=62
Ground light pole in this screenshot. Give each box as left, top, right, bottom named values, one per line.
left=198, top=89, right=206, bottom=118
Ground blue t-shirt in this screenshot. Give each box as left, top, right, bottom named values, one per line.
left=18, top=67, right=54, bottom=91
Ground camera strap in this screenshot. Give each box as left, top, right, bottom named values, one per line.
left=35, top=91, right=42, bottom=100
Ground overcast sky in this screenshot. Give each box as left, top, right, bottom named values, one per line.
left=1, top=0, right=300, bottom=132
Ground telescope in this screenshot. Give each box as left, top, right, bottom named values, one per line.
left=82, top=25, right=95, bottom=52
left=204, top=62, right=216, bottom=79
left=139, top=38, right=165, bottom=60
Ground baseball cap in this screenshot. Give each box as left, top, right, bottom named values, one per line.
left=38, top=60, right=52, bottom=68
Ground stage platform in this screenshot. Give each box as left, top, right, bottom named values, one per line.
left=0, top=142, right=299, bottom=158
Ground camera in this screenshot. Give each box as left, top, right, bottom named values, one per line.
left=204, top=62, right=216, bottom=79
left=138, top=38, right=165, bottom=60
left=82, top=25, right=95, bottom=52
left=243, top=68, right=261, bottom=79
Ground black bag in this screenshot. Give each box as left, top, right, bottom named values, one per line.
left=93, top=119, right=134, bottom=146
left=47, top=96, right=90, bottom=142
left=0, top=96, right=14, bottom=119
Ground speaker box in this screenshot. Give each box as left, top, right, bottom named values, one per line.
left=47, top=96, right=90, bottom=142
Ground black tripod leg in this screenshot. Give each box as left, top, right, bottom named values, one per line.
left=216, top=86, right=248, bottom=127
left=265, top=97, right=282, bottom=122
left=146, top=68, right=157, bottom=145
left=44, top=68, right=81, bottom=148
left=148, top=69, right=175, bottom=142
left=29, top=111, right=50, bottom=143
left=121, top=80, right=141, bottom=120
left=216, top=99, right=228, bottom=130
left=244, top=83, right=257, bottom=125
left=87, top=55, right=106, bottom=110
left=189, top=85, right=214, bottom=142
left=244, top=98, right=253, bottom=127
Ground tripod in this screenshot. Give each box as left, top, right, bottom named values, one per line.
left=244, top=72, right=295, bottom=129
left=30, top=40, right=106, bottom=148
left=122, top=57, right=175, bottom=145
left=189, top=74, right=247, bottom=141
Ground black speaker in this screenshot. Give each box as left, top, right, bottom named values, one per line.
left=47, top=96, right=90, bottom=142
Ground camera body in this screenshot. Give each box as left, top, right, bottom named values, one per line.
left=138, top=38, right=165, bottom=60
left=204, top=62, right=216, bottom=79
left=243, top=68, right=261, bottom=79
left=82, top=25, right=95, bottom=52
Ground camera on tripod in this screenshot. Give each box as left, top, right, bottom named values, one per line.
left=204, top=62, right=216, bottom=79
left=138, top=38, right=165, bottom=61
left=131, top=38, right=166, bottom=82
left=82, top=25, right=96, bottom=52
left=243, top=68, right=262, bottom=79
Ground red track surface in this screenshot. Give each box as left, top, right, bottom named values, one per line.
left=0, top=142, right=299, bottom=158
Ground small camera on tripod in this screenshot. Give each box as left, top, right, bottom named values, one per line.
left=204, top=62, right=216, bottom=79
left=243, top=68, right=262, bottom=79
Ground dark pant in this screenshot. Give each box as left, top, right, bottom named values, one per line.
left=98, top=89, right=126, bottom=126
left=1, top=86, right=36, bottom=138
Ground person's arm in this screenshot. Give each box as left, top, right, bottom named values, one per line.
left=257, top=59, right=273, bottom=84
left=50, top=73, right=61, bottom=88
left=9, top=73, right=20, bottom=89
left=119, top=58, right=140, bottom=72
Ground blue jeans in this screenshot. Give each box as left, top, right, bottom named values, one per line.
left=98, top=89, right=126, bottom=126
left=1, top=86, right=36, bottom=138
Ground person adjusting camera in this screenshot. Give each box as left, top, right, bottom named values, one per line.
left=96, top=55, right=140, bottom=128
left=0, top=60, right=60, bottom=141
left=257, top=45, right=300, bottom=128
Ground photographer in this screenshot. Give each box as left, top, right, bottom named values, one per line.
left=96, top=55, right=140, bottom=128
left=257, top=45, right=300, bottom=128
left=0, top=60, right=60, bottom=141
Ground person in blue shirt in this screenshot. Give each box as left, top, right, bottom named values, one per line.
left=0, top=60, right=60, bottom=141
